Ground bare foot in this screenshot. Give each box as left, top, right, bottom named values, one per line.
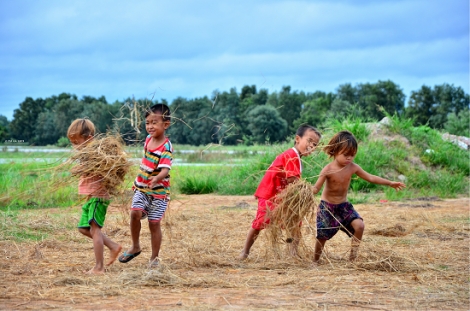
left=149, top=258, right=160, bottom=268
left=349, top=249, right=359, bottom=262
left=106, top=245, right=122, bottom=266
left=238, top=251, right=249, bottom=260
left=84, top=268, right=105, bottom=275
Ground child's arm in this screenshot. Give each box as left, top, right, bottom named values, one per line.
left=148, top=168, right=170, bottom=188
left=312, top=167, right=328, bottom=195
left=355, top=165, right=406, bottom=191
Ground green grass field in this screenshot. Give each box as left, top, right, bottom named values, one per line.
left=0, top=117, right=468, bottom=210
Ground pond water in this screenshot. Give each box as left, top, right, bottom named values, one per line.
left=1, top=146, right=263, bottom=155
left=0, top=158, right=241, bottom=166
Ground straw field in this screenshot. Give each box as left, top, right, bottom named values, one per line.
left=1, top=194, right=468, bottom=310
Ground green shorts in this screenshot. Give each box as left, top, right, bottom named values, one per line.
left=78, top=198, right=110, bottom=228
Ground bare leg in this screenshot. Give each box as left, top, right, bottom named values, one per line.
left=81, top=221, right=105, bottom=274
left=239, top=227, right=260, bottom=259
left=349, top=219, right=365, bottom=261
left=148, top=221, right=162, bottom=262
left=78, top=225, right=122, bottom=270
left=313, top=238, right=327, bottom=263
left=123, top=209, right=143, bottom=255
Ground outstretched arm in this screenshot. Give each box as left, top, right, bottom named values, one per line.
left=355, top=165, right=406, bottom=191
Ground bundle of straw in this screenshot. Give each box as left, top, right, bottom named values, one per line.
left=266, top=179, right=318, bottom=249
left=68, top=134, right=132, bottom=196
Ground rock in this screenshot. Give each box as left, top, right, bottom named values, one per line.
left=379, top=117, right=391, bottom=126
left=442, top=133, right=470, bottom=150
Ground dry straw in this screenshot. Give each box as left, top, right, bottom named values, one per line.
left=66, top=133, right=132, bottom=196
left=265, top=179, right=318, bottom=258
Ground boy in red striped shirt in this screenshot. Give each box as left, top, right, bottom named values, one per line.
left=119, top=104, right=173, bottom=267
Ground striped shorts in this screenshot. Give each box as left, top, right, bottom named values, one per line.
left=131, top=190, right=169, bottom=222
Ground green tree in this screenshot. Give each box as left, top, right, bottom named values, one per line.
left=406, top=85, right=434, bottom=126
left=240, top=85, right=256, bottom=101
left=246, top=105, right=287, bottom=144
left=252, top=88, right=268, bottom=106
left=213, top=88, right=243, bottom=145
left=429, top=84, right=469, bottom=129
left=267, top=86, right=305, bottom=131
left=336, top=81, right=405, bottom=120
left=9, top=97, right=46, bottom=144
left=336, top=83, right=357, bottom=105
left=82, top=100, right=113, bottom=135
left=356, top=80, right=405, bottom=120
left=168, top=96, right=217, bottom=146
left=406, top=84, right=469, bottom=129
left=293, top=96, right=331, bottom=130
left=35, top=110, right=59, bottom=145
left=444, top=109, right=470, bottom=137
left=326, top=98, right=354, bottom=120
left=0, top=115, right=9, bottom=142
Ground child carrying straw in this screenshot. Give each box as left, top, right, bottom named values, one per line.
left=119, top=104, right=172, bottom=267
left=67, top=119, right=122, bottom=275
left=239, top=125, right=321, bottom=260
left=312, top=130, right=406, bottom=264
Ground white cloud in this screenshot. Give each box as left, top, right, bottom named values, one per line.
left=0, top=0, right=468, bottom=120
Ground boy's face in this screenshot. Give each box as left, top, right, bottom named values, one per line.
left=295, top=130, right=320, bottom=156
left=335, top=149, right=357, bottom=166
left=68, top=134, right=92, bottom=149
left=146, top=113, right=170, bottom=140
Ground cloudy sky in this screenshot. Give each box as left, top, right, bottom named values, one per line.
left=0, top=0, right=468, bottom=120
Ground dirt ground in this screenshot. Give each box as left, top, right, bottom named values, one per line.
left=1, top=195, right=469, bottom=310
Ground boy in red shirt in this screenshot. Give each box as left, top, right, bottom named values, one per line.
left=239, top=125, right=321, bottom=259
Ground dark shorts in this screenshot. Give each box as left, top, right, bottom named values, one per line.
left=316, top=200, right=362, bottom=240
left=78, top=197, right=110, bottom=228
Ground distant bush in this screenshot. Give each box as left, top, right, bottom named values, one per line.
left=444, top=110, right=470, bottom=137
left=56, top=136, right=70, bottom=147
left=179, top=176, right=218, bottom=194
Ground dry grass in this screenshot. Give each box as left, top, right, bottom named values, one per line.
left=65, top=134, right=132, bottom=196
left=0, top=195, right=468, bottom=310
left=265, top=179, right=318, bottom=258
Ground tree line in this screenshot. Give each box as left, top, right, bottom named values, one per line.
left=1, top=80, right=468, bottom=146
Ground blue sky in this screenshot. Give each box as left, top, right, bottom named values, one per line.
left=0, top=0, right=468, bottom=120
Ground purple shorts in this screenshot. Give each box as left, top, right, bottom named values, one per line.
left=316, top=200, right=362, bottom=240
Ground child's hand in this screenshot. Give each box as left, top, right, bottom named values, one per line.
left=390, top=181, right=406, bottom=191
left=148, top=176, right=160, bottom=188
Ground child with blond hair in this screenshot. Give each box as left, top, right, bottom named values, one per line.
left=67, top=119, right=122, bottom=275
left=312, top=130, right=405, bottom=263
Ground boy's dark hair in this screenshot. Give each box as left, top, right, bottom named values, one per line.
left=296, top=124, right=321, bottom=139
left=324, top=130, right=357, bottom=158
left=145, top=103, right=171, bottom=121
